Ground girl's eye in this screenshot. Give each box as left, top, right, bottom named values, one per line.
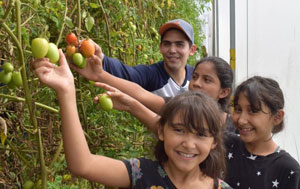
left=192, top=73, right=198, bottom=79
left=173, top=127, right=184, bottom=133
left=204, top=77, right=212, bottom=83
left=196, top=132, right=207, bottom=137
left=233, top=107, right=242, bottom=113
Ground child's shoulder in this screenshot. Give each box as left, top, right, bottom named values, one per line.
left=274, top=149, right=300, bottom=170
left=217, top=179, right=233, bottom=189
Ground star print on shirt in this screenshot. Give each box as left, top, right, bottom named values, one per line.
left=290, top=170, right=294, bottom=175
left=228, top=152, right=233, bottom=159
left=256, top=171, right=261, bottom=176
left=247, top=154, right=257, bottom=160
left=236, top=182, right=240, bottom=186
left=272, top=179, right=279, bottom=188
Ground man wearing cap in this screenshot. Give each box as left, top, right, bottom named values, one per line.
left=73, top=19, right=197, bottom=97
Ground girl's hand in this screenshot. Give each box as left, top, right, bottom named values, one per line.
left=69, top=40, right=104, bottom=81
left=32, top=49, right=74, bottom=94
left=93, top=82, right=135, bottom=112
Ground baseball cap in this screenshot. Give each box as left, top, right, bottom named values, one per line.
left=159, top=19, right=194, bottom=44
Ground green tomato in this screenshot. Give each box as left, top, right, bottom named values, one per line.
left=98, top=94, right=113, bottom=111
left=77, top=57, right=87, bottom=69
left=35, top=179, right=42, bottom=189
left=0, top=71, right=12, bottom=84
left=72, top=53, right=83, bottom=67
left=23, top=180, right=35, bottom=189
left=46, top=42, right=59, bottom=64
left=2, top=62, right=14, bottom=73
left=12, top=71, right=23, bottom=87
left=7, top=80, right=16, bottom=89
left=31, top=38, right=48, bottom=58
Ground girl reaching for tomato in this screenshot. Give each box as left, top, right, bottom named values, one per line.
left=32, top=49, right=232, bottom=188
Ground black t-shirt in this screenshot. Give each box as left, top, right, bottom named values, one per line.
left=122, top=158, right=232, bottom=189
left=225, top=133, right=300, bottom=188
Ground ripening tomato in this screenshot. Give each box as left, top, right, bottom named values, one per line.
left=2, top=62, right=14, bottom=73
left=0, top=71, right=12, bottom=84
left=98, top=94, right=113, bottom=111
left=31, top=38, right=49, bottom=58
left=12, top=71, right=23, bottom=87
left=72, top=53, right=83, bottom=67
left=66, top=33, right=78, bottom=46
left=80, top=39, right=95, bottom=58
left=66, top=45, right=76, bottom=57
left=46, top=43, right=60, bottom=64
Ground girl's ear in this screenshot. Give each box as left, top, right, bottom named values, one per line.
left=273, top=109, right=284, bottom=125
left=157, top=123, right=164, bottom=141
left=211, top=140, right=217, bottom=150
left=218, top=88, right=231, bottom=99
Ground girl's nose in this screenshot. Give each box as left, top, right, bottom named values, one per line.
left=181, top=134, right=196, bottom=149
left=193, top=80, right=202, bottom=89
left=237, top=112, right=248, bottom=126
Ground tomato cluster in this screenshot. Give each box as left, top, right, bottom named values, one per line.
left=0, top=62, right=23, bottom=88
left=31, top=38, right=60, bottom=64
left=65, top=33, right=95, bottom=69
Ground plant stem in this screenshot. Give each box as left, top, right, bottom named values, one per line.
left=99, top=0, right=112, bottom=56
left=0, top=93, right=59, bottom=114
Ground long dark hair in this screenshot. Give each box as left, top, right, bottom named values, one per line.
left=194, top=57, right=233, bottom=113
left=154, top=91, right=226, bottom=179
left=233, top=76, right=285, bottom=134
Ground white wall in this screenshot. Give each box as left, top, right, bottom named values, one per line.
left=216, top=0, right=300, bottom=162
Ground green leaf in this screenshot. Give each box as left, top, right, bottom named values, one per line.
left=89, top=3, right=99, bottom=8
left=65, top=17, right=74, bottom=28
left=85, top=16, right=95, bottom=32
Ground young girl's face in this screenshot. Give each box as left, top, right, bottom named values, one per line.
left=232, top=92, right=276, bottom=145
left=189, top=62, right=228, bottom=101
left=158, top=112, right=216, bottom=173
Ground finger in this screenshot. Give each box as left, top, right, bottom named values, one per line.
left=35, top=66, right=52, bottom=79
left=33, top=59, right=55, bottom=69
left=94, top=42, right=103, bottom=57
left=90, top=54, right=103, bottom=65
left=94, top=82, right=117, bottom=92
left=93, top=96, right=99, bottom=104
left=58, top=49, right=68, bottom=66
left=69, top=62, right=81, bottom=72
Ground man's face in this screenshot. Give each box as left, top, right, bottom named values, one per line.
left=159, top=29, right=196, bottom=72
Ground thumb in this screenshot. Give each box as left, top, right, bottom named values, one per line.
left=58, top=49, right=68, bottom=66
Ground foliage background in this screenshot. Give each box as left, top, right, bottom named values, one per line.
left=0, top=0, right=210, bottom=188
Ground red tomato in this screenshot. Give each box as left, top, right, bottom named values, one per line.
left=66, top=33, right=78, bottom=46
left=80, top=39, right=95, bottom=58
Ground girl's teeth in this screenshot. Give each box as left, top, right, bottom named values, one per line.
left=179, top=152, right=195, bottom=158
